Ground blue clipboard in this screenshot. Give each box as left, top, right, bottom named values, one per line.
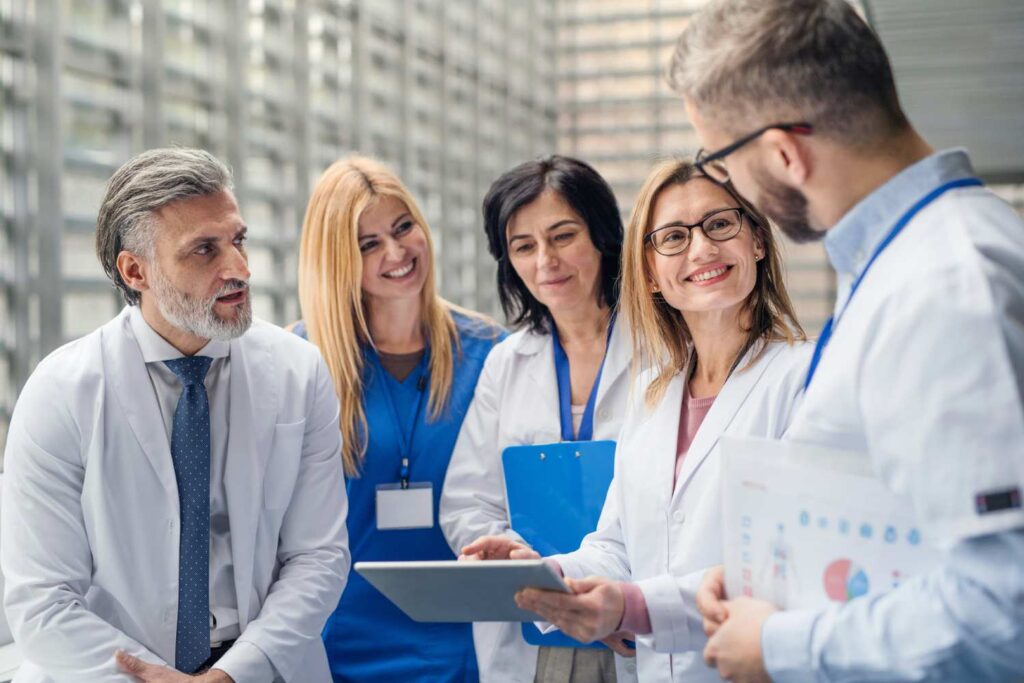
left=502, top=439, right=616, bottom=649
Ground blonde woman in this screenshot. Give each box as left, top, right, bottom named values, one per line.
left=512, top=159, right=812, bottom=682
left=294, top=156, right=504, bottom=681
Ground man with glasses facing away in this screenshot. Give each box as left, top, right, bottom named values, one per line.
left=1, top=148, right=349, bottom=682
left=667, top=1, right=1024, bottom=682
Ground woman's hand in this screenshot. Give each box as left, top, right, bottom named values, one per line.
left=459, top=535, right=540, bottom=561
left=515, top=575, right=625, bottom=643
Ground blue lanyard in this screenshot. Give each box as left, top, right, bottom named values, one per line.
left=804, top=177, right=983, bottom=390
left=552, top=313, right=616, bottom=442
left=371, top=349, right=428, bottom=488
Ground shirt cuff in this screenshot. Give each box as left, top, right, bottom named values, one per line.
left=212, top=641, right=278, bottom=683
left=617, top=582, right=653, bottom=635
left=762, top=609, right=822, bottom=683
left=546, top=559, right=564, bottom=577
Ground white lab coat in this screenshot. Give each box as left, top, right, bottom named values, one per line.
left=1, top=307, right=350, bottom=683
left=440, top=321, right=638, bottom=683
left=552, top=341, right=812, bottom=682
left=786, top=182, right=1024, bottom=543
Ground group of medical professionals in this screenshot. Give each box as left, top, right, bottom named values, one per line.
left=1, top=1, right=1022, bottom=682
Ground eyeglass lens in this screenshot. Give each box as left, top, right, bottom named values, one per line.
left=650, top=208, right=742, bottom=255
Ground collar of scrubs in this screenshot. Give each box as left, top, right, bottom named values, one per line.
left=824, top=148, right=976, bottom=281
left=128, top=305, right=230, bottom=362
left=551, top=313, right=616, bottom=442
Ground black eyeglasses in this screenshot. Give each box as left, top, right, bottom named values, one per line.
left=695, top=122, right=813, bottom=184
left=644, top=207, right=747, bottom=256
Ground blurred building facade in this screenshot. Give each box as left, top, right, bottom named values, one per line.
left=1, top=0, right=1022, bottom=451
left=0, top=0, right=558, bottom=444
left=556, top=0, right=837, bottom=335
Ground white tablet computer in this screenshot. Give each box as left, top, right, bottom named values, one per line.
left=355, top=559, right=570, bottom=622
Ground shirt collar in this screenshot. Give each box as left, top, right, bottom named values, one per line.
left=824, top=148, right=977, bottom=276
left=128, top=305, right=230, bottom=363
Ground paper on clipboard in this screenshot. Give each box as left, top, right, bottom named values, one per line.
left=719, top=436, right=939, bottom=610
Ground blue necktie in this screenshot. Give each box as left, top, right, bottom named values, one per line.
left=164, top=356, right=213, bottom=673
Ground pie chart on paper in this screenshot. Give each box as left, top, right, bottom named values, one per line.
left=823, top=558, right=869, bottom=602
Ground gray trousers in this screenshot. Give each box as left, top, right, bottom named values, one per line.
left=534, top=646, right=616, bottom=683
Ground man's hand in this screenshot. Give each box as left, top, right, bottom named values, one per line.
left=515, top=575, right=625, bottom=643
left=702, top=597, right=777, bottom=683
left=601, top=631, right=637, bottom=657
left=115, top=651, right=234, bottom=682
left=696, top=565, right=728, bottom=637
left=459, top=535, right=539, bottom=561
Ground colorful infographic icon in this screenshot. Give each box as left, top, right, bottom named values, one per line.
left=823, top=558, right=870, bottom=602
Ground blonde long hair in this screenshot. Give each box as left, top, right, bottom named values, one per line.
left=623, top=159, right=805, bottom=407
left=298, top=156, right=459, bottom=476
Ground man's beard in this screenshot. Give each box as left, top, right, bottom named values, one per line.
left=751, top=164, right=820, bottom=244
left=150, top=266, right=252, bottom=341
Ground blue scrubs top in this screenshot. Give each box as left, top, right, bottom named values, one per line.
left=295, top=312, right=505, bottom=682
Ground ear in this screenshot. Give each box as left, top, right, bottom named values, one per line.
left=753, top=235, right=766, bottom=261
left=760, top=128, right=811, bottom=187
left=116, top=250, right=150, bottom=296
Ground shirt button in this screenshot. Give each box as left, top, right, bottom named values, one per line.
left=626, top=660, right=637, bottom=673
left=598, top=408, right=610, bottom=421
left=673, top=510, right=685, bottom=523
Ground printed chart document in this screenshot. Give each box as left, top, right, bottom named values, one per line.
left=719, top=436, right=939, bottom=609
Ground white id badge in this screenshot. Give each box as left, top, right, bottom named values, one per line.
left=376, top=482, right=434, bottom=530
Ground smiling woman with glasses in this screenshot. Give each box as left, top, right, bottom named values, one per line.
left=509, top=158, right=811, bottom=682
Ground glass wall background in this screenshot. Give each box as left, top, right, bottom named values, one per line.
left=0, top=0, right=558, bottom=447
left=1, top=0, right=1022, bottom=452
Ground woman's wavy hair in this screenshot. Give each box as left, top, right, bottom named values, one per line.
left=298, top=156, right=460, bottom=476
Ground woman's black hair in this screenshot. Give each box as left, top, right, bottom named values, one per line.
left=481, top=155, right=623, bottom=333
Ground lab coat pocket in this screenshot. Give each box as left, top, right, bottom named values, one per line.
left=263, top=419, right=306, bottom=510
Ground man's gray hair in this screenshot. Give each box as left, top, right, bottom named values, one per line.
left=668, top=0, right=908, bottom=143
left=95, top=148, right=234, bottom=305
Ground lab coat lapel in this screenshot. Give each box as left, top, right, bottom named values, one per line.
left=640, top=374, right=686, bottom=506
left=224, top=330, right=277, bottom=625
left=103, top=309, right=177, bottom=490
left=518, top=331, right=561, bottom=430
left=673, top=343, right=783, bottom=500
left=595, top=319, right=630, bottom=415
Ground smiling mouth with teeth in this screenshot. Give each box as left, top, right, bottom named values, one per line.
left=688, top=265, right=731, bottom=283
left=383, top=258, right=416, bottom=279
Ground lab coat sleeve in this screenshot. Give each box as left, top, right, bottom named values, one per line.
left=224, top=354, right=350, bottom=682
left=440, top=349, right=526, bottom=554
left=764, top=269, right=1024, bottom=682
left=636, top=568, right=708, bottom=655
left=1, top=360, right=168, bottom=681
left=763, top=530, right=1024, bottom=682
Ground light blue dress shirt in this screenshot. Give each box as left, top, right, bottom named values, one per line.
left=768, top=150, right=1024, bottom=682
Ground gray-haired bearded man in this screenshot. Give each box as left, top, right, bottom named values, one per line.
left=1, top=148, right=350, bottom=683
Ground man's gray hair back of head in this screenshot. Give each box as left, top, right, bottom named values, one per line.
left=668, top=0, right=908, bottom=144
left=95, top=147, right=234, bottom=305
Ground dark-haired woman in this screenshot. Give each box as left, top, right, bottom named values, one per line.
left=441, top=156, right=637, bottom=683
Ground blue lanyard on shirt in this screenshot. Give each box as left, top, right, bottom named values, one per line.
left=804, top=176, right=983, bottom=390
left=552, top=313, right=616, bottom=442
left=371, top=350, right=428, bottom=488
